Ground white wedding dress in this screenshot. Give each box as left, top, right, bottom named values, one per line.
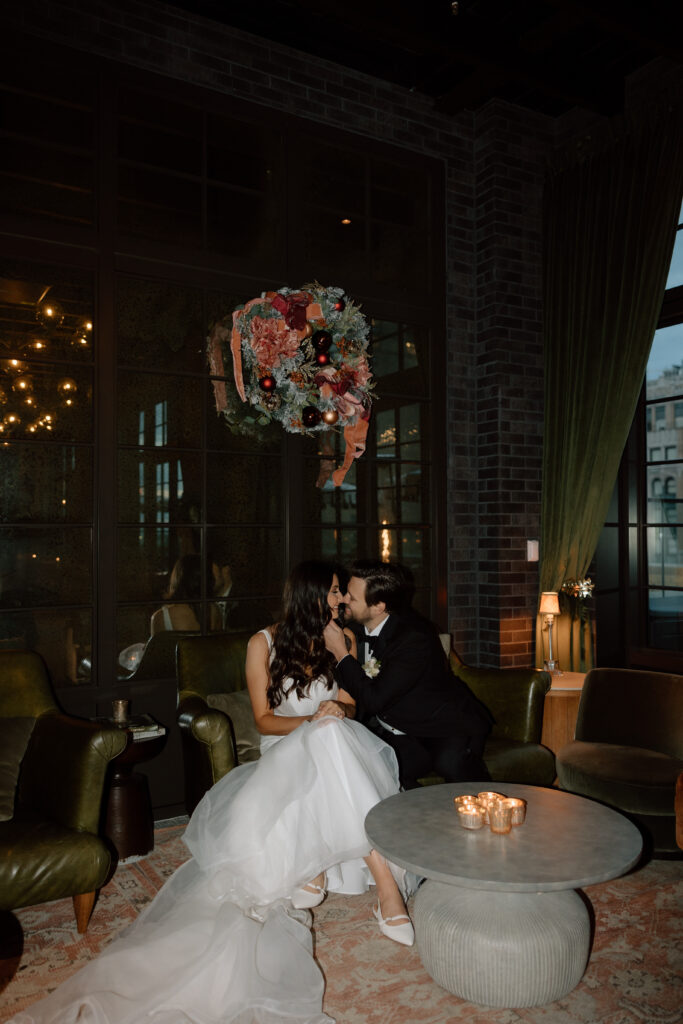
left=11, top=632, right=410, bottom=1024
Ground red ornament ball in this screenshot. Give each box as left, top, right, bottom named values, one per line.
left=333, top=298, right=346, bottom=312
left=315, top=351, right=330, bottom=366
left=302, top=406, right=321, bottom=428
left=258, top=375, right=276, bottom=393
left=312, top=330, right=332, bottom=353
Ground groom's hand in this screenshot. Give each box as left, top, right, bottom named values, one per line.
left=323, top=619, right=350, bottom=663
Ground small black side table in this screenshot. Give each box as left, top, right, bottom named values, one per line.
left=103, top=721, right=167, bottom=862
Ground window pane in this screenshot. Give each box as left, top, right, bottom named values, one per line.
left=0, top=526, right=91, bottom=606
left=1, top=444, right=91, bottom=522
left=118, top=372, right=202, bottom=448
left=0, top=608, right=92, bottom=687
left=206, top=453, right=283, bottom=524
left=117, top=527, right=218, bottom=604
left=371, top=320, right=429, bottom=395
left=117, top=276, right=204, bottom=372
left=0, top=57, right=95, bottom=226
left=302, top=459, right=360, bottom=524
left=302, top=527, right=361, bottom=565
left=648, top=590, right=683, bottom=650
left=118, top=449, right=203, bottom=524
left=207, top=527, right=285, bottom=603
left=118, top=89, right=202, bottom=174
left=0, top=363, right=92, bottom=442
left=646, top=324, right=683, bottom=399
left=0, top=260, right=94, bottom=363
left=665, top=228, right=683, bottom=290
left=646, top=525, right=683, bottom=588
left=377, top=526, right=430, bottom=584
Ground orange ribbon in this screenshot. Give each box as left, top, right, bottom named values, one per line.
left=330, top=417, right=369, bottom=487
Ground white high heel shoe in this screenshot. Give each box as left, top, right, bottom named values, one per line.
left=373, top=902, right=415, bottom=947
left=291, top=875, right=327, bottom=910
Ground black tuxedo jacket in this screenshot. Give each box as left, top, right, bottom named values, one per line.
left=335, top=613, right=492, bottom=741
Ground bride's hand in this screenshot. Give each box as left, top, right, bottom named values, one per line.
left=323, top=618, right=348, bottom=661
left=312, top=700, right=346, bottom=720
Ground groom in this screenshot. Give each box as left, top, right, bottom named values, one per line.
left=324, top=560, right=492, bottom=789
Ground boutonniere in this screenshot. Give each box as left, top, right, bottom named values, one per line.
left=363, top=655, right=381, bottom=678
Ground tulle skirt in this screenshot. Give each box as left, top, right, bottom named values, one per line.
left=10, top=717, right=411, bottom=1024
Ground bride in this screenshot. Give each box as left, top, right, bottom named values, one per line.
left=11, top=561, right=414, bottom=1024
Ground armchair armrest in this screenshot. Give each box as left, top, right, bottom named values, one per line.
left=177, top=693, right=237, bottom=814
left=16, top=714, right=128, bottom=833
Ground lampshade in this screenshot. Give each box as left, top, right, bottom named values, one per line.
left=539, top=591, right=560, bottom=616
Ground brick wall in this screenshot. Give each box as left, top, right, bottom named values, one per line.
left=5, top=0, right=560, bottom=665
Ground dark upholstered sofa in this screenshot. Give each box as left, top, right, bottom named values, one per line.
left=0, top=651, right=128, bottom=931
left=556, top=667, right=683, bottom=854
left=448, top=655, right=556, bottom=786
left=177, top=633, right=556, bottom=814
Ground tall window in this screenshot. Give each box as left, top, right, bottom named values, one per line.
left=596, top=201, right=683, bottom=668
left=0, top=46, right=445, bottom=705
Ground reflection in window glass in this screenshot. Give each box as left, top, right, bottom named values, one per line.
left=117, top=276, right=204, bottom=372
left=1, top=444, right=92, bottom=523
left=304, top=528, right=360, bottom=566
left=371, top=320, right=424, bottom=386
left=206, top=453, right=283, bottom=524
left=376, top=409, right=396, bottom=457
left=118, top=373, right=202, bottom=447
left=303, top=460, right=358, bottom=525
left=118, top=450, right=201, bottom=525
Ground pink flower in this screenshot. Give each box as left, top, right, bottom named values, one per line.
left=249, top=316, right=300, bottom=370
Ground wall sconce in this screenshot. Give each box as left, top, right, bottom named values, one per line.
left=539, top=591, right=560, bottom=673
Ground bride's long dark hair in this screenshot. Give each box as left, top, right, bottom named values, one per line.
left=267, top=561, right=338, bottom=708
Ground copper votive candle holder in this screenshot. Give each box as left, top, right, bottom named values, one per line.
left=454, top=795, right=480, bottom=809
left=457, top=804, right=485, bottom=830
left=476, top=792, right=505, bottom=824
left=488, top=800, right=513, bottom=834
left=502, top=797, right=526, bottom=826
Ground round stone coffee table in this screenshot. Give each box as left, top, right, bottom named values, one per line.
left=365, top=783, right=642, bottom=1008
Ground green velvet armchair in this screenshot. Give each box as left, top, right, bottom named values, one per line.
left=556, top=667, right=683, bottom=854
left=446, top=653, right=556, bottom=786
left=0, top=651, right=128, bottom=932
left=177, top=631, right=256, bottom=816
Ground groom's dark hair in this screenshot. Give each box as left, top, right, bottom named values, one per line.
left=349, top=560, right=411, bottom=613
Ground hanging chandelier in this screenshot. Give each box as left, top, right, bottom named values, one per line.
left=0, top=288, right=92, bottom=437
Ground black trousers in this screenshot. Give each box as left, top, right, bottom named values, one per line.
left=374, top=725, right=490, bottom=791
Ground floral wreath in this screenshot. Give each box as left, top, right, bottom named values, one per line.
left=207, top=284, right=374, bottom=487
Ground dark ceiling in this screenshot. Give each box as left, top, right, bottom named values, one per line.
left=167, top=0, right=683, bottom=118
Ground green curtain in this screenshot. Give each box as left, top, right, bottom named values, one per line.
left=537, top=106, right=683, bottom=669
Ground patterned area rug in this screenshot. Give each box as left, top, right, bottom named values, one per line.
left=1, top=825, right=681, bottom=1024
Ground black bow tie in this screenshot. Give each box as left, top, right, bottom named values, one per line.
left=365, top=634, right=381, bottom=654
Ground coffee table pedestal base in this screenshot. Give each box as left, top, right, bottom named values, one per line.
left=414, top=881, right=590, bottom=1007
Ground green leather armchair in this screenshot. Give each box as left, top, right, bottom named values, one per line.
left=0, top=651, right=128, bottom=932
left=556, top=667, right=683, bottom=854
left=446, top=653, right=556, bottom=786
left=177, top=631, right=255, bottom=815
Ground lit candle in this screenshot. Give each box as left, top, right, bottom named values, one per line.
left=457, top=804, right=485, bottom=830
left=502, top=797, right=526, bottom=825
left=454, top=795, right=479, bottom=809
left=488, top=800, right=513, bottom=834
left=476, top=792, right=505, bottom=823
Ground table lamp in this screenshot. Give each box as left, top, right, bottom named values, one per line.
left=539, top=591, right=561, bottom=672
